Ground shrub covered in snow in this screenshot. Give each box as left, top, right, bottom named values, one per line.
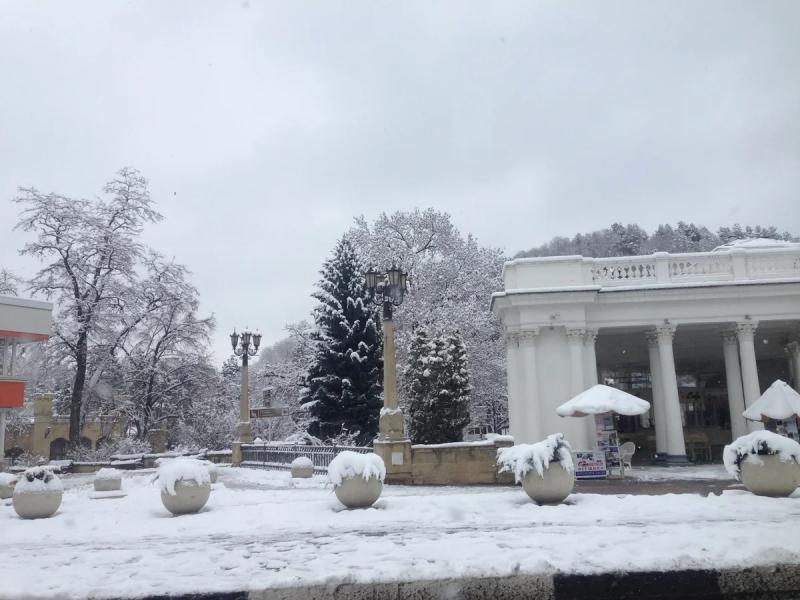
left=155, top=458, right=211, bottom=496
left=723, top=431, right=800, bottom=479
left=497, top=434, right=574, bottom=483
left=15, top=466, right=64, bottom=494
left=328, top=451, right=385, bottom=487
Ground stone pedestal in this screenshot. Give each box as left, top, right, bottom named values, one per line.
left=236, top=421, right=253, bottom=445
left=231, top=442, right=243, bottom=466
left=378, top=409, right=405, bottom=441
left=374, top=439, right=412, bottom=484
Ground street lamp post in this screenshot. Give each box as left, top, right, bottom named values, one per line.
left=230, top=329, right=261, bottom=446
left=364, top=266, right=408, bottom=442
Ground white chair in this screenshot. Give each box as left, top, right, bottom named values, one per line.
left=620, top=441, right=636, bottom=471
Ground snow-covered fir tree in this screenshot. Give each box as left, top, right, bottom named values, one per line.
left=407, top=329, right=472, bottom=444
left=300, top=237, right=383, bottom=445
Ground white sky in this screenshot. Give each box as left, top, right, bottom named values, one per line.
left=1, top=1, right=799, bottom=363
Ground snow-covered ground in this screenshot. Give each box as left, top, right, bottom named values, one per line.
left=2, top=466, right=799, bottom=599
left=629, top=464, right=734, bottom=481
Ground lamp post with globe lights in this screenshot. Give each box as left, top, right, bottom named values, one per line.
left=364, top=266, right=410, bottom=456
left=230, top=329, right=261, bottom=447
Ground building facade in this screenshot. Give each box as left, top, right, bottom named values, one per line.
left=491, top=241, right=800, bottom=463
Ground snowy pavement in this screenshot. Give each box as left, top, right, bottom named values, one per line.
left=2, top=467, right=800, bottom=599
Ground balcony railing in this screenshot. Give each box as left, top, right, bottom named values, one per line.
left=501, top=246, right=800, bottom=291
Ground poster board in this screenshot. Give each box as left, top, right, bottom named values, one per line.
left=595, top=413, right=623, bottom=478
left=574, top=450, right=607, bottom=479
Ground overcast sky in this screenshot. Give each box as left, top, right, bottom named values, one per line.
left=1, top=1, right=799, bottom=363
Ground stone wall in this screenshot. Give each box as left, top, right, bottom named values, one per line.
left=376, top=438, right=515, bottom=485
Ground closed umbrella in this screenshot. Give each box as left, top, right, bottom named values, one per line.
left=742, top=380, right=800, bottom=422
left=557, top=384, right=651, bottom=417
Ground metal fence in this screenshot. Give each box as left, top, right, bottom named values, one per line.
left=240, top=443, right=372, bottom=473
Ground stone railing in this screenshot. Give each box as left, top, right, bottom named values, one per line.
left=501, top=246, right=800, bottom=291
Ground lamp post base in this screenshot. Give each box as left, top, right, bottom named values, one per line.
left=236, top=421, right=253, bottom=444
left=373, top=439, right=412, bottom=484
left=378, top=408, right=406, bottom=442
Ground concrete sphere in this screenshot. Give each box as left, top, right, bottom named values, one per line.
left=521, top=463, right=574, bottom=505
left=334, top=476, right=383, bottom=509
left=13, top=488, right=63, bottom=519
left=740, top=455, right=800, bottom=497
left=160, top=480, right=211, bottom=515
left=0, top=478, right=16, bottom=500
left=290, top=457, right=314, bottom=479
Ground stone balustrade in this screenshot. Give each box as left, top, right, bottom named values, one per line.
left=501, top=245, right=800, bottom=291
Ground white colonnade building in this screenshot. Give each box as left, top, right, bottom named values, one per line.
left=491, top=240, right=800, bottom=463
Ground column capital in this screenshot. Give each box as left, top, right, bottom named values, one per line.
left=504, top=330, right=520, bottom=347
left=519, top=329, right=539, bottom=344
left=654, top=322, right=676, bottom=341
left=721, top=329, right=739, bottom=346
left=566, top=328, right=586, bottom=342
left=583, top=329, right=598, bottom=345
left=735, top=320, right=759, bottom=340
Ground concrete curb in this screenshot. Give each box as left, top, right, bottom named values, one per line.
left=140, top=564, right=800, bottom=600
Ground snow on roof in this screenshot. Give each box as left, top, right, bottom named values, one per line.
left=557, top=384, right=650, bottom=417
left=742, top=380, right=800, bottom=422
left=713, top=238, right=800, bottom=251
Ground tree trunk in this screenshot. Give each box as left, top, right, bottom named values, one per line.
left=68, top=331, right=88, bottom=445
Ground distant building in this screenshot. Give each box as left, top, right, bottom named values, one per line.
left=491, top=239, right=800, bottom=463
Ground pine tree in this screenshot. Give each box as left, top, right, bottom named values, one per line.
left=300, top=237, right=383, bottom=445
left=407, top=329, right=472, bottom=444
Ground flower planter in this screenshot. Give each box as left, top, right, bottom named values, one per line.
left=160, top=480, right=211, bottom=515
left=497, top=433, right=575, bottom=505
left=328, top=451, right=386, bottom=509
left=740, top=455, right=800, bottom=497
left=94, top=468, right=123, bottom=492
left=521, top=463, right=575, bottom=504
left=290, top=457, right=314, bottom=479
left=12, top=467, right=63, bottom=519
left=334, top=476, right=383, bottom=508
left=156, top=458, right=212, bottom=515
left=724, top=431, right=800, bottom=498
left=0, top=473, right=17, bottom=499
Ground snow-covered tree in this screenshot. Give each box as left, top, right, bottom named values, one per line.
left=0, top=269, right=19, bottom=296
left=407, top=329, right=472, bottom=444
left=300, top=237, right=383, bottom=445
left=252, top=321, right=315, bottom=441
left=349, top=209, right=506, bottom=434
left=117, top=255, right=215, bottom=438
left=14, top=168, right=162, bottom=444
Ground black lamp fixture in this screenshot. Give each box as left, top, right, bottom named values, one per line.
left=364, top=264, right=408, bottom=319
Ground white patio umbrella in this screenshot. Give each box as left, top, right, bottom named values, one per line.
left=557, top=384, right=651, bottom=418
left=742, top=380, right=800, bottom=422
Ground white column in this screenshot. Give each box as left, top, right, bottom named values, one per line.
left=582, top=329, right=599, bottom=386
left=504, top=331, right=524, bottom=441
left=655, top=324, right=687, bottom=460
left=567, top=329, right=586, bottom=397
left=582, top=329, right=599, bottom=447
left=722, top=331, right=748, bottom=440
left=518, top=330, right=541, bottom=443
left=736, top=321, right=763, bottom=432
left=646, top=332, right=668, bottom=455
left=785, top=341, right=800, bottom=393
